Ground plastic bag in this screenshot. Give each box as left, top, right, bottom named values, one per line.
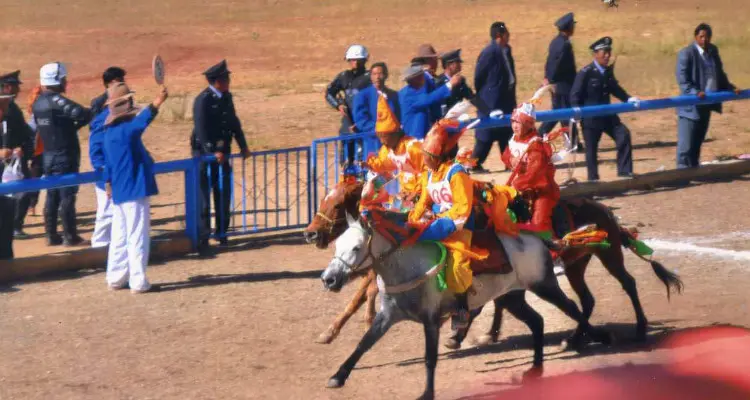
left=2, top=156, right=24, bottom=184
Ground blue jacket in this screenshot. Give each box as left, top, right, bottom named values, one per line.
left=102, top=106, right=159, bottom=205
left=474, top=41, right=517, bottom=115
left=676, top=43, right=735, bottom=120
left=544, top=33, right=577, bottom=94
left=352, top=84, right=401, bottom=133
left=88, top=109, right=109, bottom=190
left=398, top=84, right=450, bottom=139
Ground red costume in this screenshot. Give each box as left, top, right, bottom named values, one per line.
left=501, top=103, right=560, bottom=234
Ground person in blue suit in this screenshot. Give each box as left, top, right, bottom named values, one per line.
left=675, top=23, right=739, bottom=168
left=399, top=65, right=461, bottom=140
left=473, top=21, right=517, bottom=173
left=352, top=62, right=400, bottom=155
left=101, top=82, right=168, bottom=293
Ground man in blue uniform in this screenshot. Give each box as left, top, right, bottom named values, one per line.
left=436, top=49, right=475, bottom=117
left=399, top=64, right=459, bottom=139
left=570, top=37, right=640, bottom=181
left=538, top=12, right=581, bottom=151
left=410, top=44, right=442, bottom=125
left=675, top=23, right=739, bottom=168
left=33, top=62, right=93, bottom=246
left=473, top=21, right=517, bottom=173
left=325, top=45, right=371, bottom=165
left=192, top=60, right=250, bottom=250
left=102, top=82, right=168, bottom=293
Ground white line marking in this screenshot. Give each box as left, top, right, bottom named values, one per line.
left=644, top=239, right=750, bottom=261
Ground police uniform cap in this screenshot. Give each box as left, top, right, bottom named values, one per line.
left=555, top=12, right=575, bottom=31
left=203, top=60, right=231, bottom=80
left=0, top=70, right=22, bottom=85
left=590, top=36, right=613, bottom=52
left=440, top=49, right=463, bottom=65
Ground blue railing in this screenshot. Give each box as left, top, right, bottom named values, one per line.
left=308, top=90, right=750, bottom=212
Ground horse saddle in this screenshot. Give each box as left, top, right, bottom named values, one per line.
left=470, top=229, right=513, bottom=275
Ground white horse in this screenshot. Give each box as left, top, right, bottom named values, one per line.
left=320, top=213, right=611, bottom=400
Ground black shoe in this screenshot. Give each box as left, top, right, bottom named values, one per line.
left=218, top=238, right=229, bottom=247
left=470, top=166, right=490, bottom=174
left=13, top=229, right=29, bottom=239
left=47, top=234, right=63, bottom=246
left=63, top=235, right=85, bottom=247
left=618, top=172, right=636, bottom=179
left=576, top=145, right=586, bottom=154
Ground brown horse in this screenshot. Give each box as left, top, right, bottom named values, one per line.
left=303, top=180, right=683, bottom=347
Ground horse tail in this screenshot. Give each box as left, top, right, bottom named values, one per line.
left=646, top=258, right=684, bottom=301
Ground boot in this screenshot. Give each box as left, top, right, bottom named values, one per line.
left=451, top=292, right=470, bottom=331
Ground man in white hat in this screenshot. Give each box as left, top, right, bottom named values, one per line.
left=32, top=62, right=93, bottom=246
left=101, top=82, right=168, bottom=293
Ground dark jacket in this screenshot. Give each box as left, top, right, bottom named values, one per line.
left=325, top=68, right=371, bottom=134
left=570, top=62, right=631, bottom=130
left=1, top=101, right=34, bottom=158
left=544, top=33, right=577, bottom=94
left=191, top=87, right=249, bottom=155
left=32, top=91, right=92, bottom=156
left=436, top=73, right=474, bottom=116
left=474, top=41, right=517, bottom=115
left=676, top=43, right=735, bottom=119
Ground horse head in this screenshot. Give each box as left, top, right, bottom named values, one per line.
left=303, top=180, right=364, bottom=249
left=321, top=211, right=371, bottom=292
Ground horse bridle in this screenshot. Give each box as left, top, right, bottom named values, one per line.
left=316, top=211, right=344, bottom=237
left=334, top=218, right=400, bottom=274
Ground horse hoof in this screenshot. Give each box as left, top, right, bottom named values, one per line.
left=417, top=391, right=435, bottom=400
left=315, top=327, right=339, bottom=344
left=444, top=337, right=461, bottom=350
left=522, top=366, right=544, bottom=383
left=326, top=377, right=345, bottom=389
left=560, top=337, right=584, bottom=352
left=474, top=334, right=498, bottom=347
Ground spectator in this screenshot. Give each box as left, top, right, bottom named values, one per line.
left=101, top=82, right=167, bottom=293
left=436, top=49, right=475, bottom=117
left=0, top=94, right=20, bottom=258
left=33, top=62, right=92, bottom=246
left=570, top=37, right=639, bottom=181
left=538, top=12, right=581, bottom=151
left=325, top=45, right=371, bottom=165
left=676, top=23, right=739, bottom=169
left=0, top=71, right=34, bottom=240
left=411, top=44, right=442, bottom=125
left=191, top=60, right=250, bottom=252
left=24, top=87, right=44, bottom=219
left=88, top=67, right=126, bottom=248
left=352, top=62, right=400, bottom=155
left=473, top=21, right=517, bottom=173
left=399, top=64, right=459, bottom=139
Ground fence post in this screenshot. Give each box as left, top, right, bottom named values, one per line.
left=184, top=156, right=202, bottom=250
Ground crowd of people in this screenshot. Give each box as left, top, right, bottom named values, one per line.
left=0, top=12, right=740, bottom=297
left=0, top=59, right=249, bottom=294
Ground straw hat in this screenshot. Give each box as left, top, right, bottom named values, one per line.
left=104, top=82, right=139, bottom=125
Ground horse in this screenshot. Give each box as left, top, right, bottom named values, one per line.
left=320, top=211, right=612, bottom=399
left=304, top=179, right=683, bottom=347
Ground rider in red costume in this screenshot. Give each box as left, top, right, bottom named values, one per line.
left=501, top=103, right=560, bottom=239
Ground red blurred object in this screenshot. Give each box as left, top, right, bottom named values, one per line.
left=466, top=327, right=750, bottom=400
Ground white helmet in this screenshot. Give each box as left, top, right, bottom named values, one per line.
left=344, top=45, right=369, bottom=61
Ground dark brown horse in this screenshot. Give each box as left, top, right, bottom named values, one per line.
left=303, top=180, right=683, bottom=347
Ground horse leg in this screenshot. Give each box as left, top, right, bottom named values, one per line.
left=500, top=291, right=544, bottom=381
left=363, top=269, right=379, bottom=326
left=596, top=248, right=648, bottom=342
left=530, top=276, right=611, bottom=351
left=327, top=309, right=397, bottom=389
left=444, top=306, right=483, bottom=350
left=420, top=315, right=440, bottom=400
left=475, top=298, right=505, bottom=347
left=564, top=255, right=595, bottom=343
left=316, top=274, right=371, bottom=344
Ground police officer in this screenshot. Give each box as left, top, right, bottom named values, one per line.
left=436, top=49, right=475, bottom=116
left=33, top=62, right=93, bottom=246
left=192, top=60, right=250, bottom=250
left=0, top=71, right=34, bottom=240
left=539, top=12, right=581, bottom=150
left=570, top=37, right=640, bottom=181
left=90, top=67, right=126, bottom=116
left=325, top=45, right=371, bottom=165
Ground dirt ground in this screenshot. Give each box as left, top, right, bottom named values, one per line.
left=2, top=178, right=750, bottom=400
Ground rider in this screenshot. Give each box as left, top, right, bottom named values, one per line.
left=364, top=129, right=424, bottom=208
left=408, top=118, right=475, bottom=329
left=502, top=103, right=560, bottom=239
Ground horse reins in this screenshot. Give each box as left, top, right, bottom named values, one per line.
left=334, top=219, right=400, bottom=274
left=316, top=211, right=344, bottom=236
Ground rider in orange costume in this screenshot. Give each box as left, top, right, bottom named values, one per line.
left=501, top=103, right=560, bottom=238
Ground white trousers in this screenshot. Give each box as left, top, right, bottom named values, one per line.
left=106, top=197, right=151, bottom=291
left=91, top=186, right=113, bottom=248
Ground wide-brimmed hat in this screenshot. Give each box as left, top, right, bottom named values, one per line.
left=402, top=64, right=424, bottom=82
left=412, top=44, right=438, bottom=63
left=104, top=82, right=139, bottom=125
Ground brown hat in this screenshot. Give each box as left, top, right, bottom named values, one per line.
left=413, top=44, right=438, bottom=61
left=104, top=82, right=139, bottom=125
